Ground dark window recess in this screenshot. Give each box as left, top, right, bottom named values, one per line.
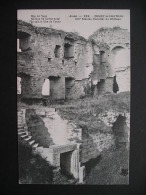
left=100, top=51, right=106, bottom=63
left=64, top=43, right=74, bottom=58
left=17, top=31, right=31, bottom=52
left=54, top=45, right=61, bottom=58
left=48, top=58, right=51, bottom=62
left=113, top=76, right=119, bottom=93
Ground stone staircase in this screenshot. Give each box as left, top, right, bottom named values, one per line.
left=17, top=108, right=58, bottom=156
left=17, top=109, right=41, bottom=149
left=17, top=108, right=85, bottom=183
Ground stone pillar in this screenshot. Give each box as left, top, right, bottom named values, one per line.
left=105, top=77, right=114, bottom=93
left=70, top=149, right=79, bottom=179
left=21, top=109, right=28, bottom=132
left=52, top=153, right=60, bottom=167
left=21, top=76, right=32, bottom=98
left=50, top=77, right=65, bottom=100
left=79, top=164, right=85, bottom=183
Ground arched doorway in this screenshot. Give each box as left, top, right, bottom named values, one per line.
left=111, top=46, right=130, bottom=70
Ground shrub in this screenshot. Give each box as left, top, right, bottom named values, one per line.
left=18, top=140, right=54, bottom=184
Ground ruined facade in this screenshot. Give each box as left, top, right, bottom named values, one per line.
left=17, top=20, right=130, bottom=100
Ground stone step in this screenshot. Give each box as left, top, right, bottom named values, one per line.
left=24, top=136, right=32, bottom=141
left=21, top=134, right=28, bottom=139
left=18, top=126, right=24, bottom=129
left=29, top=140, right=35, bottom=145
left=32, top=143, right=39, bottom=149
left=18, top=122, right=23, bottom=124
left=18, top=122, right=24, bottom=125
left=18, top=125, right=24, bottom=128
left=17, top=113, right=23, bottom=116
left=36, top=146, right=43, bottom=153
left=18, top=125, right=23, bottom=128
left=18, top=128, right=25, bottom=131
left=18, top=132, right=26, bottom=135
left=18, top=129, right=25, bottom=133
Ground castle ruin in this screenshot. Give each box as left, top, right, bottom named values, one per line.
left=17, top=20, right=130, bottom=100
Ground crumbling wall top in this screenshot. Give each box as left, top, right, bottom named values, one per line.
left=17, top=20, right=87, bottom=42
left=88, top=26, right=130, bottom=48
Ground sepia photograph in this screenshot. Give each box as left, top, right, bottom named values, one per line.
left=17, top=9, right=130, bottom=184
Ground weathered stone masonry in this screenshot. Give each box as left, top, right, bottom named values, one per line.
left=17, top=21, right=130, bottom=100
left=18, top=108, right=126, bottom=182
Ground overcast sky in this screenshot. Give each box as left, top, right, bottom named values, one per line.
left=17, top=9, right=130, bottom=39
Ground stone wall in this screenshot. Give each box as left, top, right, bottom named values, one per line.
left=17, top=20, right=94, bottom=100
left=20, top=108, right=117, bottom=165
left=98, top=110, right=130, bottom=145
left=80, top=133, right=114, bottom=164
left=89, top=27, right=130, bottom=49
left=79, top=108, right=130, bottom=164
left=60, top=151, right=73, bottom=176
left=50, top=77, right=65, bottom=99
left=17, top=20, right=130, bottom=100
left=89, top=27, right=130, bottom=94
left=25, top=108, right=82, bottom=146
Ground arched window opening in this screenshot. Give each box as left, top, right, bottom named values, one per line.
left=111, top=46, right=130, bottom=70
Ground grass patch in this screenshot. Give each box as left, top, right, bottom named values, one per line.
left=84, top=144, right=129, bottom=184
left=56, top=92, right=130, bottom=135
left=18, top=92, right=130, bottom=136
left=18, top=140, right=54, bottom=184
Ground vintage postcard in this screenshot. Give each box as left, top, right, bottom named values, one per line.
left=17, top=9, right=130, bottom=184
